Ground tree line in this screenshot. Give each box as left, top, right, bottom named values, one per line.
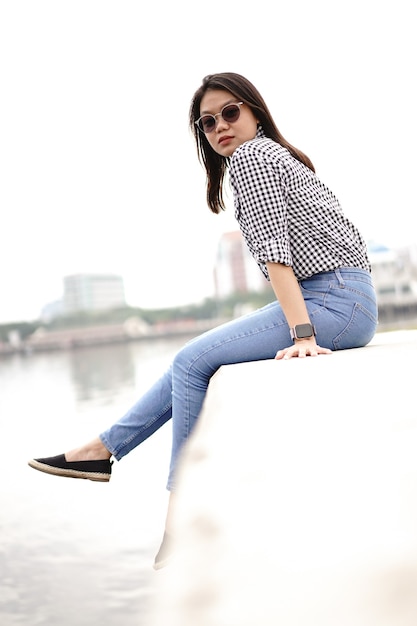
left=0, top=290, right=273, bottom=343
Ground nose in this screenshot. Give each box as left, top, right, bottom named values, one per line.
left=215, top=112, right=228, bottom=132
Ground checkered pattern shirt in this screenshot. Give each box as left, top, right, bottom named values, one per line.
left=229, top=127, right=371, bottom=281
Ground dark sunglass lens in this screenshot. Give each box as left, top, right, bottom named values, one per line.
left=222, top=104, right=240, bottom=123
left=200, top=116, right=215, bottom=133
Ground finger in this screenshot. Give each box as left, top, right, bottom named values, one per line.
left=317, top=346, right=332, bottom=355
left=275, top=349, right=287, bottom=360
left=284, top=349, right=300, bottom=360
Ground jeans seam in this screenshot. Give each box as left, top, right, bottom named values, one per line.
left=179, top=320, right=286, bottom=439
left=330, top=284, right=377, bottom=306
left=112, top=400, right=172, bottom=456
left=333, top=302, right=378, bottom=349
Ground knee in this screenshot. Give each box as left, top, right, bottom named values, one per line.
left=172, top=341, right=213, bottom=382
left=172, top=343, right=194, bottom=374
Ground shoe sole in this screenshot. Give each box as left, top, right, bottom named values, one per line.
left=28, top=459, right=111, bottom=482
left=153, top=555, right=173, bottom=571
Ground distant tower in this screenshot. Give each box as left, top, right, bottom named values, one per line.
left=214, top=231, right=268, bottom=298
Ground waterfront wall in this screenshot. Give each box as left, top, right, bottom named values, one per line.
left=0, top=318, right=226, bottom=356
left=150, top=329, right=417, bottom=625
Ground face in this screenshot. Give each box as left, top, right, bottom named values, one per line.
left=198, top=89, right=258, bottom=157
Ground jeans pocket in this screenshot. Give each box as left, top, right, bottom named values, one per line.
left=333, top=302, right=378, bottom=350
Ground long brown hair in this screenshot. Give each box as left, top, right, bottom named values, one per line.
left=189, top=72, right=315, bottom=214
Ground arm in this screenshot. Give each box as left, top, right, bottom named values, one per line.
left=266, top=261, right=331, bottom=360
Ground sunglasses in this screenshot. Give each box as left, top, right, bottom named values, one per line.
left=195, top=102, right=244, bottom=134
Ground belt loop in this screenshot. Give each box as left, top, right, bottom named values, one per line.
left=335, top=268, right=345, bottom=287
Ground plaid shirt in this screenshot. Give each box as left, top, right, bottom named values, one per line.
left=229, top=127, right=371, bottom=281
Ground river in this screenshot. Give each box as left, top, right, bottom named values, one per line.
left=0, top=337, right=188, bottom=626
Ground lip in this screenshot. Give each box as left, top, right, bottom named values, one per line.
left=218, top=135, right=233, bottom=145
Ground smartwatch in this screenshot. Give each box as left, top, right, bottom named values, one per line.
left=290, top=323, right=316, bottom=341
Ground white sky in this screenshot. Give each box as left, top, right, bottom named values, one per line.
left=1, top=0, right=416, bottom=323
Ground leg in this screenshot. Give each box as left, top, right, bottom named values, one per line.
left=95, top=300, right=287, bottom=469
left=28, top=301, right=285, bottom=483
left=167, top=301, right=289, bottom=489
left=28, top=366, right=174, bottom=480
left=99, top=365, right=173, bottom=460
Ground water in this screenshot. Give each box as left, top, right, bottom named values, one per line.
left=0, top=337, right=188, bottom=626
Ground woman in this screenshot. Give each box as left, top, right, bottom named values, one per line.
left=29, top=72, right=378, bottom=569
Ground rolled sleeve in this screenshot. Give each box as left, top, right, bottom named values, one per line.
left=254, top=237, right=292, bottom=266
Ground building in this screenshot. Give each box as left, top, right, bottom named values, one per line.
left=63, top=273, right=126, bottom=314
left=368, top=243, right=417, bottom=302
left=214, top=231, right=269, bottom=298
left=368, top=242, right=417, bottom=325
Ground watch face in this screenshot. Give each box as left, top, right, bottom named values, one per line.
left=295, top=323, right=314, bottom=339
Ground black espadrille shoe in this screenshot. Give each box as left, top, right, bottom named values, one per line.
left=28, top=454, right=112, bottom=482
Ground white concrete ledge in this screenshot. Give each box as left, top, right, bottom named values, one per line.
left=150, top=330, right=417, bottom=625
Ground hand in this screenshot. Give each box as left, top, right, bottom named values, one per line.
left=275, top=338, right=332, bottom=360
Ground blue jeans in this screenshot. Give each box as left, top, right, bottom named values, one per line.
left=100, top=268, right=377, bottom=490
